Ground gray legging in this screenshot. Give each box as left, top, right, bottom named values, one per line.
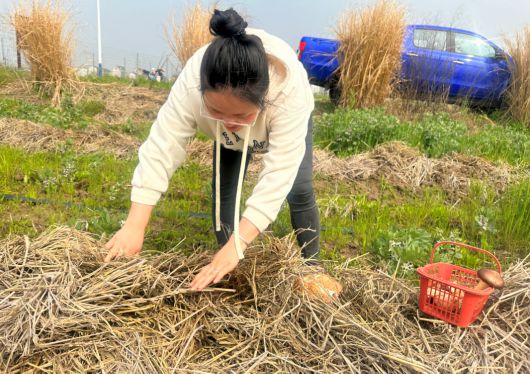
left=211, top=116, right=320, bottom=262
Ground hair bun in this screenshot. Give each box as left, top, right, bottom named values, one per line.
left=210, top=8, right=248, bottom=38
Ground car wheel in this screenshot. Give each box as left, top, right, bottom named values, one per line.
left=329, top=82, right=341, bottom=106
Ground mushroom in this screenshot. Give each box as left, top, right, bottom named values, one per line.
left=295, top=273, right=343, bottom=303
left=475, top=269, right=504, bottom=290
left=427, top=285, right=462, bottom=309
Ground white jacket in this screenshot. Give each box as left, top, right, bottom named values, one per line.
left=131, top=28, right=314, bottom=244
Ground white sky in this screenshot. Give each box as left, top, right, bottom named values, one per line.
left=1, top=0, right=528, bottom=73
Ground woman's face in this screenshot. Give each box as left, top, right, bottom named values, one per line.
left=202, top=90, right=260, bottom=133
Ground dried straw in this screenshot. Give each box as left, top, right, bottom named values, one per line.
left=505, top=26, right=530, bottom=126
left=188, top=139, right=520, bottom=198
left=0, top=113, right=520, bottom=197
left=166, top=1, right=213, bottom=68
left=335, top=0, right=405, bottom=108
left=313, top=142, right=519, bottom=197
left=0, top=227, right=528, bottom=373
left=10, top=0, right=82, bottom=106
left=0, top=118, right=140, bottom=158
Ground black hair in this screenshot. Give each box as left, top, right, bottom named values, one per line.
left=200, top=8, right=269, bottom=108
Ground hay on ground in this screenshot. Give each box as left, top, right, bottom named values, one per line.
left=188, top=139, right=520, bottom=197
left=86, top=83, right=168, bottom=125
left=0, top=116, right=520, bottom=198
left=313, top=142, right=518, bottom=197
left=0, top=118, right=139, bottom=158
left=0, top=227, right=528, bottom=372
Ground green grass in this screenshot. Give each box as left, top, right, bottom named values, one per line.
left=1, top=142, right=528, bottom=275
left=0, top=96, right=152, bottom=141
left=1, top=87, right=528, bottom=279
left=0, top=97, right=93, bottom=129
left=0, top=66, right=28, bottom=85
left=0, top=145, right=214, bottom=251
left=315, top=107, right=530, bottom=166
left=80, top=75, right=175, bottom=91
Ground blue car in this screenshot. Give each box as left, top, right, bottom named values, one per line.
left=298, top=24, right=511, bottom=107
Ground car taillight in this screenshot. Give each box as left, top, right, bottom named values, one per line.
left=298, top=41, right=307, bottom=60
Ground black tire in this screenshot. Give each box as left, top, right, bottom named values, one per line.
left=329, top=82, right=341, bottom=106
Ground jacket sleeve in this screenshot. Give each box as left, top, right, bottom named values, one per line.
left=130, top=75, right=197, bottom=205
left=242, top=87, right=314, bottom=232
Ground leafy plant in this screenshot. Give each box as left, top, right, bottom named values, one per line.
left=371, top=227, right=433, bottom=275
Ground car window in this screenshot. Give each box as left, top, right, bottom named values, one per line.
left=413, top=29, right=447, bottom=51
left=454, top=33, right=496, bottom=58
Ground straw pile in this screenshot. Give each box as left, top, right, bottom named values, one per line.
left=10, top=0, right=81, bottom=106
left=335, top=0, right=405, bottom=108
left=313, top=142, right=518, bottom=197
left=0, top=113, right=519, bottom=196
left=87, top=84, right=168, bottom=125
left=166, top=1, right=213, bottom=68
left=0, top=118, right=140, bottom=158
left=0, top=227, right=528, bottom=373
left=187, top=139, right=519, bottom=197
left=505, top=26, right=530, bottom=126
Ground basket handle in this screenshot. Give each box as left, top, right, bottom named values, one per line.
left=429, top=241, right=502, bottom=274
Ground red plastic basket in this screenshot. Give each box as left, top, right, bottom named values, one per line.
left=416, top=241, right=502, bottom=327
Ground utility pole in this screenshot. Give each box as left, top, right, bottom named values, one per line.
left=96, top=0, right=103, bottom=77
left=15, top=32, right=22, bottom=69
left=0, top=37, right=5, bottom=66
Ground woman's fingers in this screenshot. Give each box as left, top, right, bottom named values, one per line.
left=104, top=235, right=116, bottom=250
left=191, top=263, right=226, bottom=290
left=104, top=245, right=121, bottom=263
left=104, top=245, right=129, bottom=263
left=190, top=266, right=213, bottom=290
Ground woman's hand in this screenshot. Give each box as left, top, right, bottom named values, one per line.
left=190, top=239, right=242, bottom=290
left=104, top=202, right=153, bottom=262
left=104, top=223, right=145, bottom=262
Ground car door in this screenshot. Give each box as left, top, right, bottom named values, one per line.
left=401, top=27, right=453, bottom=97
left=299, top=37, right=340, bottom=87
left=447, top=31, right=510, bottom=102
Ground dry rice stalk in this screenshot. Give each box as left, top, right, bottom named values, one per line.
left=187, top=139, right=521, bottom=197
left=335, top=0, right=405, bottom=108
left=0, top=113, right=520, bottom=197
left=0, top=227, right=528, bottom=373
left=10, top=0, right=82, bottom=106
left=85, top=83, right=168, bottom=125
left=0, top=118, right=140, bottom=158
left=505, top=26, right=530, bottom=126
left=314, top=141, right=519, bottom=197
left=166, top=1, right=214, bottom=68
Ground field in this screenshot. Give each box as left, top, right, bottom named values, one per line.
left=1, top=66, right=529, bottom=371
left=1, top=67, right=529, bottom=269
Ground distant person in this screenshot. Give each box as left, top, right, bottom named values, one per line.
left=104, top=8, right=338, bottom=295
left=148, top=68, right=156, bottom=81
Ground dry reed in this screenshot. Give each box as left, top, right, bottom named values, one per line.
left=0, top=227, right=528, bottom=372
left=166, top=1, right=213, bottom=68
left=505, top=26, right=530, bottom=126
left=335, top=0, right=405, bottom=108
left=0, top=118, right=140, bottom=158
left=187, top=139, right=521, bottom=198
left=10, top=0, right=82, bottom=106
left=0, top=110, right=521, bottom=196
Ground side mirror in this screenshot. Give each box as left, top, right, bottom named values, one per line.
left=495, top=50, right=506, bottom=60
